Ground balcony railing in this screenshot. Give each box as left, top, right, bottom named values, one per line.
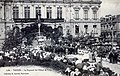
left=71, top=18, right=100, bottom=23
left=13, top=18, right=64, bottom=23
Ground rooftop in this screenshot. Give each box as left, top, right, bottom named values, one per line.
left=0, top=0, right=102, bottom=4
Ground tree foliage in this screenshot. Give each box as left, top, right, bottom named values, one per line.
left=2, top=23, right=64, bottom=50
left=2, top=27, right=22, bottom=50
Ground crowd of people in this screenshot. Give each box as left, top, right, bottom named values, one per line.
left=0, top=41, right=119, bottom=76
left=64, top=61, right=117, bottom=76
left=108, top=47, right=119, bottom=64
left=0, top=34, right=120, bottom=76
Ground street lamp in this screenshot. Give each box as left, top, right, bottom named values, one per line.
left=3, top=0, right=7, bottom=39
left=37, top=14, right=41, bottom=36
left=38, top=23, right=41, bottom=36
left=98, top=37, right=103, bottom=63
left=111, top=26, right=114, bottom=47
left=110, top=23, right=116, bottom=47
left=3, top=0, right=13, bottom=41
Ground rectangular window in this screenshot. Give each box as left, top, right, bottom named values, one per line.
left=84, top=10, right=88, bottom=20
left=57, top=7, right=62, bottom=19
left=84, top=25, right=88, bottom=33
left=13, top=6, right=19, bottom=18
left=75, top=10, right=79, bottom=20
left=93, top=25, right=98, bottom=34
left=93, top=25, right=97, bottom=28
left=36, top=7, right=41, bottom=17
left=24, top=7, right=30, bottom=18
left=75, top=25, right=79, bottom=34
left=47, top=7, right=52, bottom=19
left=93, top=11, right=97, bottom=20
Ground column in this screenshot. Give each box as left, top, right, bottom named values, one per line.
left=52, top=5, right=56, bottom=19
left=41, top=5, right=46, bottom=18
left=19, top=4, right=23, bottom=18
left=30, top=5, right=35, bottom=18
left=89, top=7, right=93, bottom=19
left=38, top=23, right=41, bottom=36
left=62, top=5, right=66, bottom=20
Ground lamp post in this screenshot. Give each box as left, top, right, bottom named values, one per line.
left=111, top=25, right=114, bottom=47
left=3, top=0, right=13, bottom=41
left=38, top=23, right=41, bottom=36
left=111, top=23, right=115, bottom=47
left=99, top=37, right=103, bottom=63
left=3, top=0, right=7, bottom=39
left=37, top=14, right=41, bottom=36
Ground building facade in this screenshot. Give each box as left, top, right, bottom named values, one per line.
left=101, top=15, right=120, bottom=42
left=0, top=0, right=102, bottom=41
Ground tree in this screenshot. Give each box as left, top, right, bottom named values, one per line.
left=21, top=24, right=39, bottom=45
left=2, top=27, right=22, bottom=51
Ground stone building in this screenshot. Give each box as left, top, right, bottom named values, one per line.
left=0, top=0, right=102, bottom=42
left=100, top=15, right=120, bottom=42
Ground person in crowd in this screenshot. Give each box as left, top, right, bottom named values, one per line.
left=0, top=53, right=4, bottom=67
left=108, top=51, right=114, bottom=63
left=70, top=70, right=75, bottom=76
left=65, top=48, right=69, bottom=55
left=89, top=50, right=93, bottom=62
left=95, top=61, right=103, bottom=75
left=65, top=66, right=71, bottom=76
left=74, top=68, right=81, bottom=76
left=82, top=61, right=90, bottom=76
left=0, top=54, right=3, bottom=60
left=69, top=65, right=76, bottom=76
left=112, top=73, right=117, bottom=76
left=62, top=56, right=68, bottom=64
left=99, top=69, right=109, bottom=76
left=87, top=62, right=96, bottom=74
left=113, top=50, right=119, bottom=64
left=92, top=52, right=96, bottom=62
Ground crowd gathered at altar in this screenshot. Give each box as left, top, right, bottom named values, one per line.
left=0, top=40, right=119, bottom=76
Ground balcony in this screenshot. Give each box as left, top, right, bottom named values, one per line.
left=41, top=18, right=64, bottom=23
left=13, top=18, right=64, bottom=23
left=70, top=18, right=100, bottom=23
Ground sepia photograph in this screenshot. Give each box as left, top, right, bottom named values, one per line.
left=0, top=0, right=120, bottom=76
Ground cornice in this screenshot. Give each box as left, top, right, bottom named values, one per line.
left=2, top=0, right=102, bottom=4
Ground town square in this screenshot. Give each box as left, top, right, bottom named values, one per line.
left=0, top=0, right=120, bottom=76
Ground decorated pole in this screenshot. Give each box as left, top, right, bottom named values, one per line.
left=38, top=14, right=41, bottom=36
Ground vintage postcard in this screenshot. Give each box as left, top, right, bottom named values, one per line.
left=0, top=0, right=120, bottom=76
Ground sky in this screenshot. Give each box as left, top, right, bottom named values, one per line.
left=100, top=0, right=120, bottom=17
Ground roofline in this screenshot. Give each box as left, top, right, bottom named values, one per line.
left=0, top=1, right=102, bottom=4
